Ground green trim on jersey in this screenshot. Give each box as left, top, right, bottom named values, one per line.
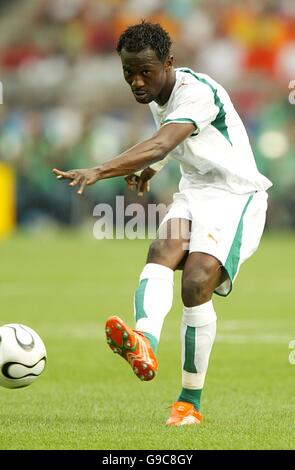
left=223, top=194, right=254, bottom=287
left=134, top=279, right=148, bottom=322
left=178, top=68, right=233, bottom=145
left=162, top=117, right=199, bottom=136
left=183, top=326, right=197, bottom=373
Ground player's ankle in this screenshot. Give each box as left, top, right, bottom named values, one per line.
left=140, top=331, right=158, bottom=354
left=178, top=388, right=202, bottom=412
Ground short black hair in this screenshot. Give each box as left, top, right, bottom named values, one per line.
left=116, top=21, right=172, bottom=62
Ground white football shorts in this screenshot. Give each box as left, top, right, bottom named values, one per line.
left=160, top=187, right=268, bottom=296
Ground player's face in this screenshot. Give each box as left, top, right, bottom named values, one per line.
left=120, top=47, right=173, bottom=105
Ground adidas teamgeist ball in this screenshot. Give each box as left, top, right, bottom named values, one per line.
left=0, top=324, right=47, bottom=389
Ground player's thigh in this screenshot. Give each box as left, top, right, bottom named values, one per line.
left=147, top=218, right=191, bottom=270
left=182, top=251, right=226, bottom=295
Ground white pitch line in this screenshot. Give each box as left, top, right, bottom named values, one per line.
left=38, top=324, right=293, bottom=344
left=215, top=333, right=292, bottom=344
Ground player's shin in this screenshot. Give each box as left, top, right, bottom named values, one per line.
left=134, top=263, right=174, bottom=354
left=178, top=300, right=217, bottom=412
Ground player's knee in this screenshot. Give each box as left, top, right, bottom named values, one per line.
left=181, top=269, right=212, bottom=306
left=147, top=239, right=170, bottom=263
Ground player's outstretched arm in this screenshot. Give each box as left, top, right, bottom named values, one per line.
left=53, top=122, right=195, bottom=194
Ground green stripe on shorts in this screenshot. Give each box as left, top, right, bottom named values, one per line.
left=224, top=194, right=253, bottom=282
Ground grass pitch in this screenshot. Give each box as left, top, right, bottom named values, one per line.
left=0, top=231, right=294, bottom=450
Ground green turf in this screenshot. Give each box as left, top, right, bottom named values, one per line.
left=0, top=231, right=294, bottom=450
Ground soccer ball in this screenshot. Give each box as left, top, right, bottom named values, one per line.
left=0, top=324, right=47, bottom=389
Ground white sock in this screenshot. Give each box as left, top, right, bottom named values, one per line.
left=134, top=263, right=174, bottom=348
left=181, top=300, right=217, bottom=390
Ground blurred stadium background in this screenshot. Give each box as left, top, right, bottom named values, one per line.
left=0, top=0, right=295, bottom=233
left=0, top=0, right=294, bottom=451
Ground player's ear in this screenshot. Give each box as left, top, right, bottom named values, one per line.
left=165, top=55, right=174, bottom=70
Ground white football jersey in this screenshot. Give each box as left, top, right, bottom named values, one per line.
left=149, top=68, right=272, bottom=194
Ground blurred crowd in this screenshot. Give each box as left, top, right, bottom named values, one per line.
left=0, top=0, right=294, bottom=229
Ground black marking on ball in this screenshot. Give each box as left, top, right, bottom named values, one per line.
left=1, top=356, right=46, bottom=379
left=7, top=325, right=35, bottom=351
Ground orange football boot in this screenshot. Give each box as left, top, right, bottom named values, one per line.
left=166, top=401, right=203, bottom=426
left=105, top=316, right=158, bottom=381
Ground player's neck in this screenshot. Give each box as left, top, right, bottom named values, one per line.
left=155, top=69, right=176, bottom=106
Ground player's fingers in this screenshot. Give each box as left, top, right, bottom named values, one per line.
left=127, top=181, right=135, bottom=191
left=125, top=175, right=137, bottom=190
left=69, top=177, right=81, bottom=187
left=53, top=168, right=68, bottom=179
left=137, top=178, right=147, bottom=196
left=53, top=169, right=79, bottom=181
left=77, top=179, right=87, bottom=195
left=125, top=174, right=136, bottom=181
left=86, top=177, right=96, bottom=186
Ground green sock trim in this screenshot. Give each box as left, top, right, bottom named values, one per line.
left=135, top=279, right=148, bottom=322
left=184, top=326, right=197, bottom=373
left=178, top=388, right=202, bottom=412
left=143, top=332, right=158, bottom=354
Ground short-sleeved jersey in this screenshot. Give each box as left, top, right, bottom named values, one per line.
left=149, top=68, right=272, bottom=194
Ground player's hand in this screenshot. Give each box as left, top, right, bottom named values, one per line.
left=125, top=167, right=156, bottom=197
left=52, top=168, right=99, bottom=195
